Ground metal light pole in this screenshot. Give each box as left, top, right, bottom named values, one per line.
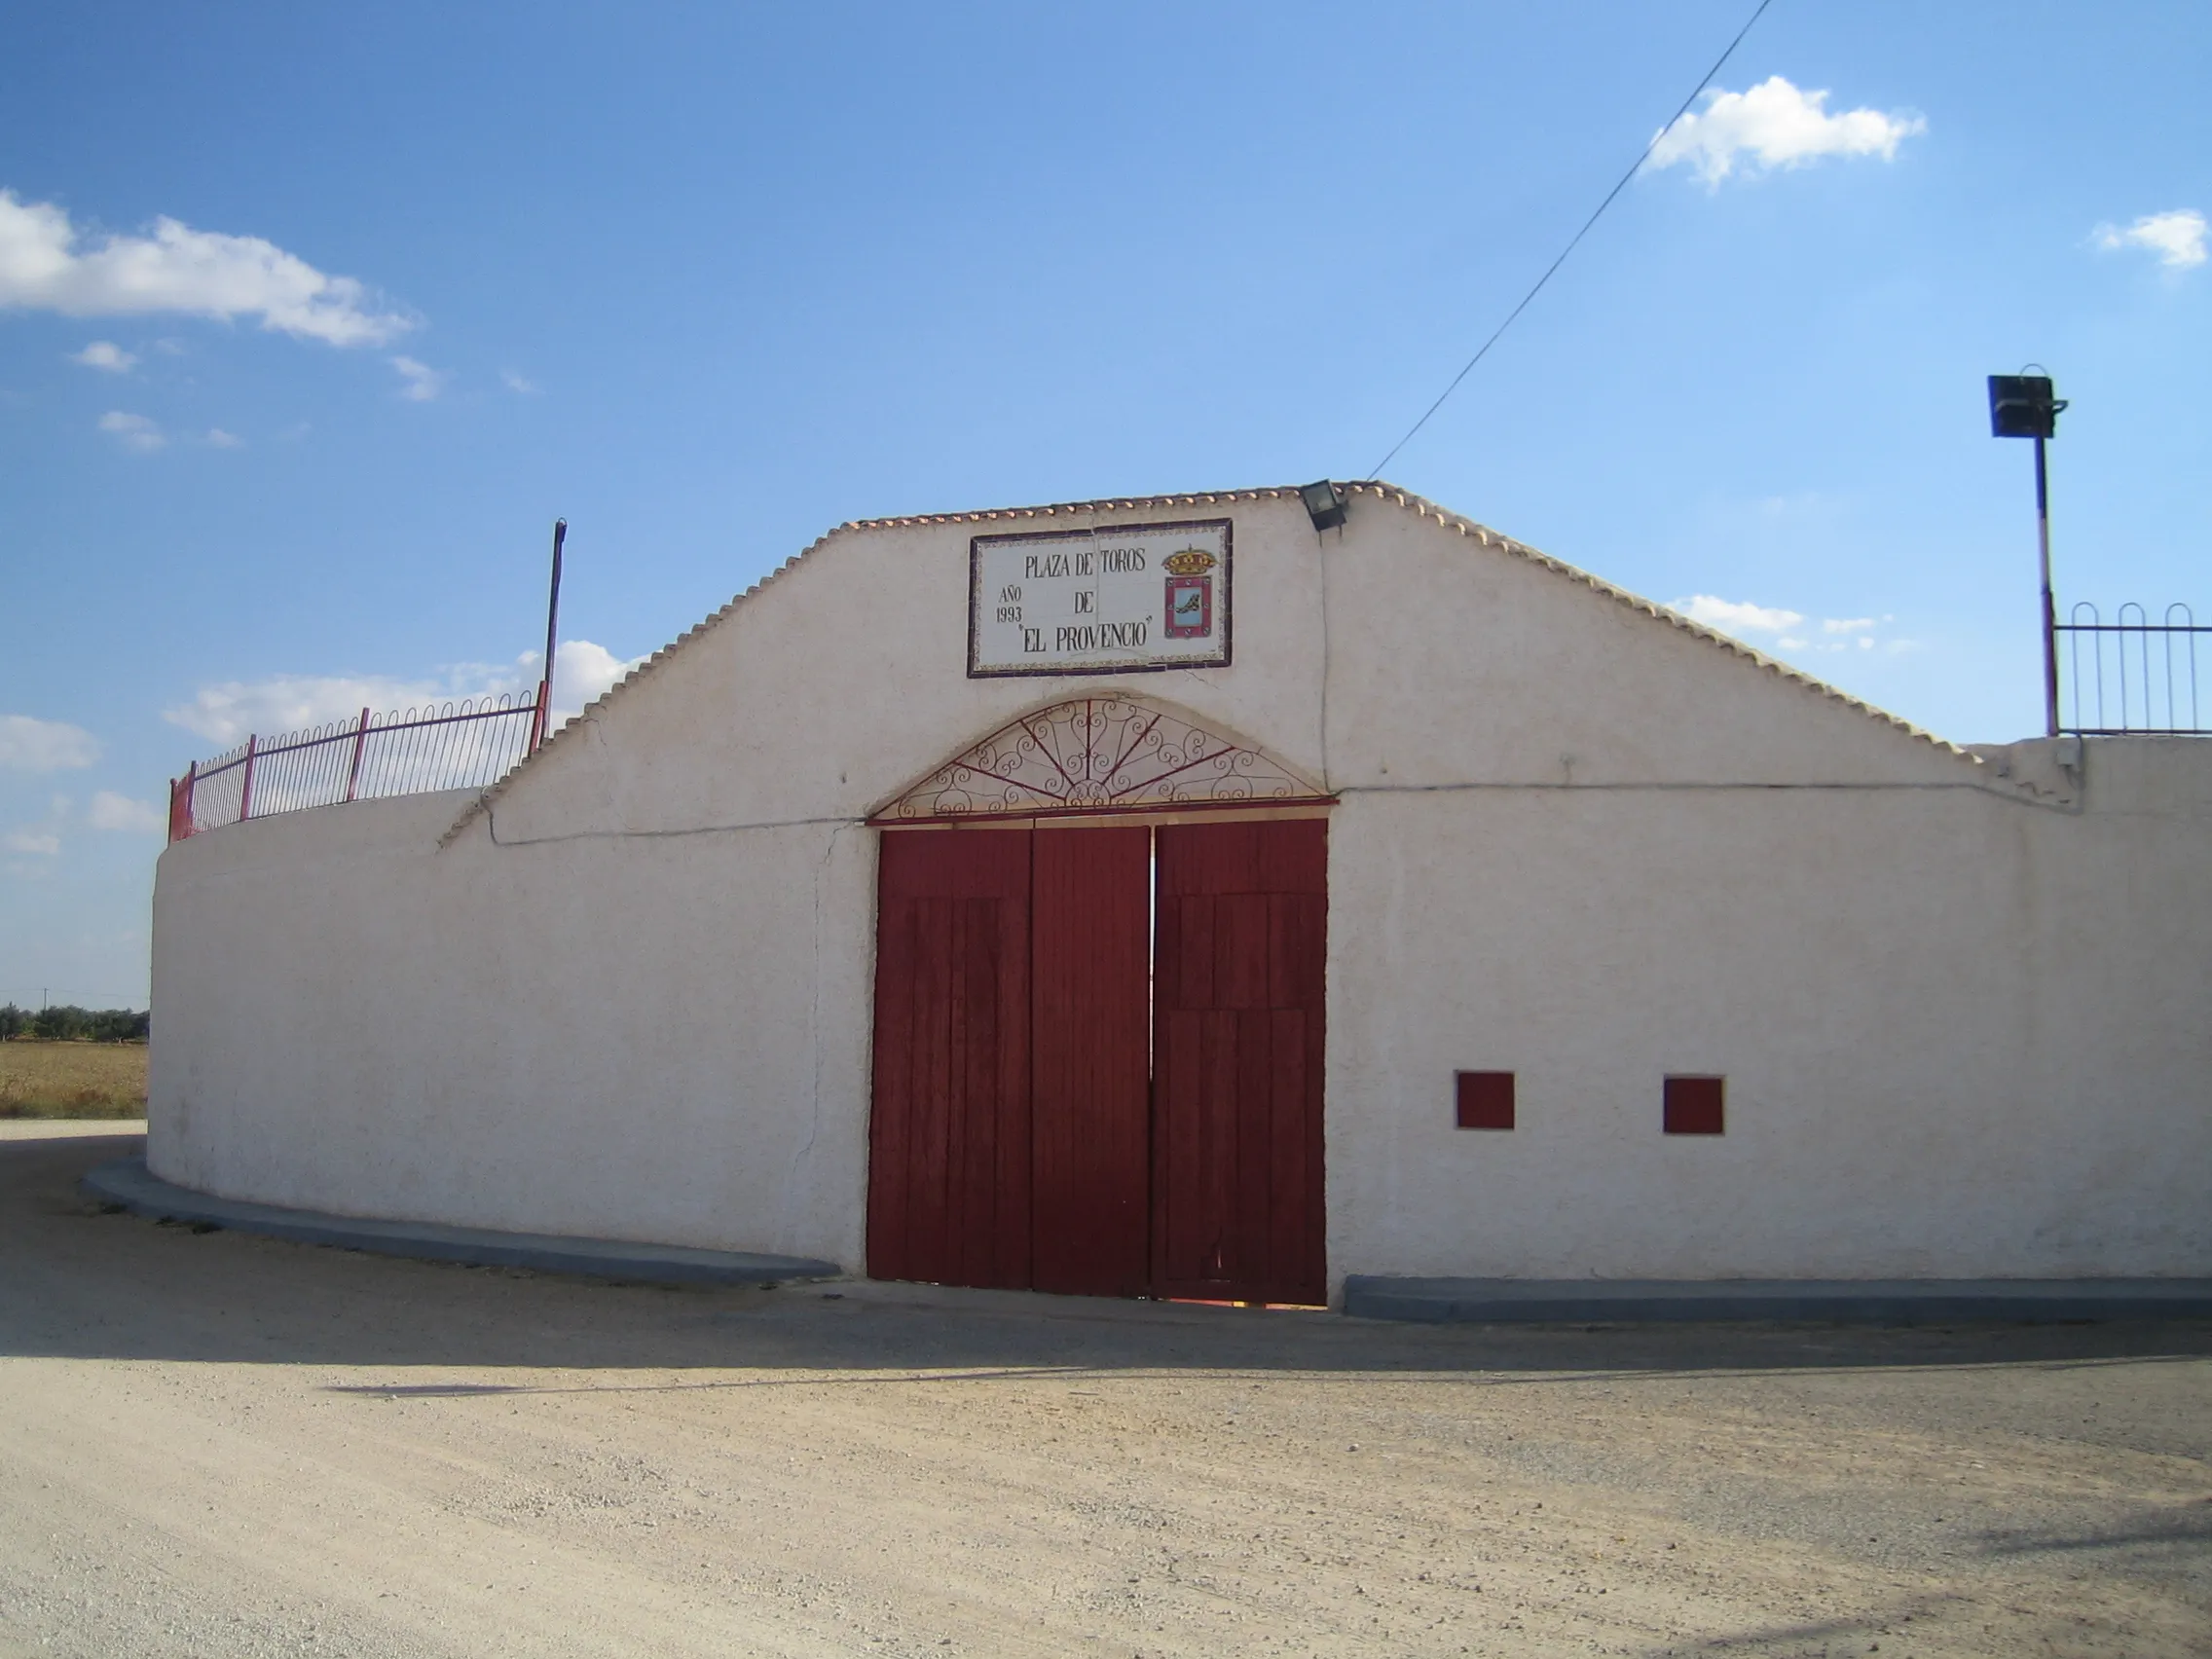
left=531, top=519, right=567, bottom=754
left=2031, top=431, right=2057, bottom=739
left=1988, top=373, right=2068, bottom=738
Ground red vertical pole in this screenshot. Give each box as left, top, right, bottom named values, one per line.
left=167, top=767, right=194, bottom=843
left=345, top=707, right=371, bottom=802
left=182, top=760, right=197, bottom=838
left=238, top=734, right=258, bottom=824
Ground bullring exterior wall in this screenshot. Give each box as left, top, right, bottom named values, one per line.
left=147, top=486, right=2212, bottom=1289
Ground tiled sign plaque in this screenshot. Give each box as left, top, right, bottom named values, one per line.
left=968, top=518, right=1232, bottom=678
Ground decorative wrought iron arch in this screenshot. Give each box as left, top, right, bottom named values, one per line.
left=870, top=696, right=1332, bottom=825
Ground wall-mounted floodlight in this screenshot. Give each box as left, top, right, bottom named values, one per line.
left=1301, top=479, right=1347, bottom=532
left=1987, top=369, right=2068, bottom=737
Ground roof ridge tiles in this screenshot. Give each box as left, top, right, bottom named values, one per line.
left=439, top=479, right=2014, bottom=846
left=1342, top=482, right=1972, bottom=759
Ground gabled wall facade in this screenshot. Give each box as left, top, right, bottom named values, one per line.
left=148, top=485, right=2212, bottom=1290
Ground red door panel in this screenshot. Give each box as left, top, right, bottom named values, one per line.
left=1153, top=820, right=1327, bottom=1305
left=871, top=814, right=1328, bottom=1305
left=866, top=830, right=1033, bottom=1289
left=1030, top=826, right=1153, bottom=1297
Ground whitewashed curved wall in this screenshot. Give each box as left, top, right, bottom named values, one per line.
left=148, top=491, right=2212, bottom=1284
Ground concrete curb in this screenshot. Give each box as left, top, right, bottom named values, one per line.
left=83, top=1158, right=842, bottom=1289
left=1342, top=1275, right=2212, bottom=1325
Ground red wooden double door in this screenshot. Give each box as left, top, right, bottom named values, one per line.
left=867, top=818, right=1326, bottom=1306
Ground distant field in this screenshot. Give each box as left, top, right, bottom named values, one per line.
left=0, top=1042, right=148, bottom=1119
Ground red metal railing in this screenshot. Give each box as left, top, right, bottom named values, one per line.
left=167, top=690, right=542, bottom=843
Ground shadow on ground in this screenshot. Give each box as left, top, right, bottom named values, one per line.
left=10, top=1134, right=2211, bottom=1385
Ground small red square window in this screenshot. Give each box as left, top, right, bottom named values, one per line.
left=1664, top=1075, right=1725, bottom=1135
left=1456, top=1071, right=1515, bottom=1130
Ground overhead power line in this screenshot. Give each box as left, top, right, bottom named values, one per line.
left=1364, top=0, right=1776, bottom=481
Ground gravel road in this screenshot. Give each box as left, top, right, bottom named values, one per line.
left=2, top=1126, right=2206, bottom=1657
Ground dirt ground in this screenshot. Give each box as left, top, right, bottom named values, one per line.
left=1, top=1127, right=2206, bottom=1659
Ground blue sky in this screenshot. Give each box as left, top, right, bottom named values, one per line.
left=2, top=1, right=2205, bottom=1008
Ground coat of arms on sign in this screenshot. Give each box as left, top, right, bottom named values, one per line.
left=1161, top=547, right=1216, bottom=639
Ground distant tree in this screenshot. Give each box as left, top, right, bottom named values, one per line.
left=31, top=1005, right=86, bottom=1042
left=91, top=1008, right=152, bottom=1043
left=5, top=1004, right=146, bottom=1042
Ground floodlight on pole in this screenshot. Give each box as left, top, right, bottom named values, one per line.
left=1988, top=370, right=2068, bottom=738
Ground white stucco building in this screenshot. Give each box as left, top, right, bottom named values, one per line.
left=147, top=483, right=2212, bottom=1304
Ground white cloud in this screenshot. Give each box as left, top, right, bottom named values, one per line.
left=1678, top=596, right=1916, bottom=658
left=1676, top=595, right=1804, bottom=634
left=0, top=189, right=412, bottom=346
left=163, top=640, right=643, bottom=746
left=165, top=672, right=459, bottom=745
left=204, top=426, right=242, bottom=448
left=97, top=409, right=164, bottom=452
left=70, top=339, right=135, bottom=372
left=0, top=714, right=100, bottom=771
left=2094, top=208, right=2206, bottom=271
left=89, top=792, right=164, bottom=833
left=4, top=793, right=71, bottom=856
left=501, top=369, right=540, bottom=394
left=391, top=355, right=445, bottom=401
left=539, top=640, right=643, bottom=721
left=1648, top=76, right=1926, bottom=188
